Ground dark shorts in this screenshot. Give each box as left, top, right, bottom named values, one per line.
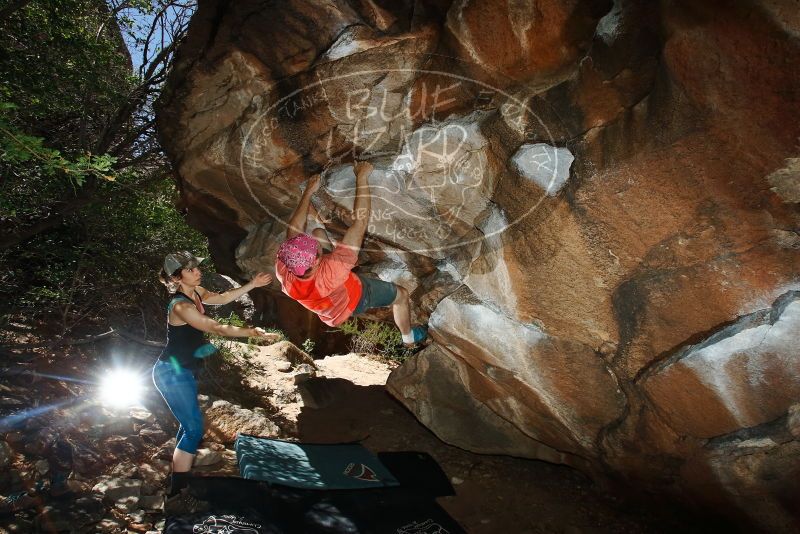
left=353, top=275, right=397, bottom=315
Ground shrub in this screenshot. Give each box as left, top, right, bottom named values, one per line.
left=338, top=318, right=413, bottom=362
left=301, top=338, right=315, bottom=355
left=0, top=0, right=200, bottom=341
left=208, top=312, right=284, bottom=362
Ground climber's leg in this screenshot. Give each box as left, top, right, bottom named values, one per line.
left=352, top=275, right=426, bottom=345
left=390, top=285, right=412, bottom=337
left=353, top=275, right=397, bottom=316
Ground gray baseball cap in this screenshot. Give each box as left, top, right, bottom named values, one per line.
left=163, top=251, right=205, bottom=275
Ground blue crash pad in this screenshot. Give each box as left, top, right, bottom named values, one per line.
left=235, top=434, right=400, bottom=490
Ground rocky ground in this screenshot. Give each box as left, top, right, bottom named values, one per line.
left=0, top=335, right=732, bottom=533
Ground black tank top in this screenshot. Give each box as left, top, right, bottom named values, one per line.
left=158, top=292, right=213, bottom=372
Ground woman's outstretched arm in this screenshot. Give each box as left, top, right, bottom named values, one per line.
left=172, top=301, right=279, bottom=341
left=198, top=272, right=272, bottom=305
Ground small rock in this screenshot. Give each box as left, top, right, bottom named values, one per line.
left=788, top=404, right=800, bottom=439
left=60, top=479, right=90, bottom=496
left=24, top=415, right=49, bottom=431
left=451, top=477, right=464, bottom=485
left=129, top=522, right=154, bottom=533
left=51, top=438, right=73, bottom=471
left=276, top=360, right=292, bottom=372
left=103, top=434, right=144, bottom=455
left=203, top=400, right=280, bottom=441
left=23, top=429, right=58, bottom=456
left=129, top=408, right=156, bottom=424
left=70, top=441, right=107, bottom=475
left=92, top=476, right=142, bottom=502
left=15, top=469, right=33, bottom=485
left=0, top=441, right=12, bottom=468
left=268, top=340, right=317, bottom=366
left=4, top=432, right=25, bottom=445
left=292, top=363, right=317, bottom=385
left=113, top=494, right=140, bottom=511
left=95, top=517, right=126, bottom=533
left=4, top=468, right=26, bottom=491
left=128, top=509, right=147, bottom=523
left=77, top=494, right=106, bottom=513
left=90, top=416, right=135, bottom=438
left=0, top=396, right=24, bottom=408
left=79, top=405, right=110, bottom=424
left=151, top=441, right=175, bottom=461
left=34, top=497, right=104, bottom=531
left=110, top=462, right=139, bottom=478
left=140, top=427, right=169, bottom=444
left=201, top=441, right=226, bottom=451
left=0, top=517, right=33, bottom=532
left=138, top=461, right=169, bottom=487
left=193, top=448, right=222, bottom=467
left=139, top=494, right=164, bottom=510
left=0, top=491, right=40, bottom=513
left=34, top=459, right=49, bottom=475
left=139, top=460, right=170, bottom=495
left=295, top=363, right=316, bottom=376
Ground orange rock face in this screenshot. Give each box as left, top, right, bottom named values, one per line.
left=443, top=0, right=610, bottom=88
left=157, top=0, right=800, bottom=529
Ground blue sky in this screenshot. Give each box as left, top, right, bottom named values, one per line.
left=111, top=1, right=196, bottom=76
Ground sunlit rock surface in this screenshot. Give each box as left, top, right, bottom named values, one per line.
left=511, top=143, right=574, bottom=195
left=643, top=292, right=800, bottom=438
left=157, top=0, right=800, bottom=529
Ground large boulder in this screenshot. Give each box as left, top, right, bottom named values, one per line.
left=157, top=0, right=800, bottom=529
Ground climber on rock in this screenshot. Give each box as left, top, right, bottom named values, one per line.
left=275, top=160, right=428, bottom=346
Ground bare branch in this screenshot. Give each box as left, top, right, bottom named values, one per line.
left=139, top=2, right=172, bottom=79
left=0, top=0, right=34, bottom=22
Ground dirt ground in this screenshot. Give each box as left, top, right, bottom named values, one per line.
left=205, top=345, right=732, bottom=534
left=288, top=355, right=728, bottom=534
left=0, top=336, right=733, bottom=533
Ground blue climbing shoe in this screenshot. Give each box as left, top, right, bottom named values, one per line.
left=404, top=326, right=429, bottom=352
left=411, top=325, right=428, bottom=344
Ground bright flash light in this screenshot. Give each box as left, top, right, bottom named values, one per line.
left=99, top=369, right=144, bottom=409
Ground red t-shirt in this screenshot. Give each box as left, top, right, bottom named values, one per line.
left=275, top=244, right=363, bottom=326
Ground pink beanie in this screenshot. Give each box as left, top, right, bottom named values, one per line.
left=277, top=234, right=318, bottom=276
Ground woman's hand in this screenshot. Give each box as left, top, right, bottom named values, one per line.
left=251, top=327, right=278, bottom=341
left=250, top=272, right=273, bottom=288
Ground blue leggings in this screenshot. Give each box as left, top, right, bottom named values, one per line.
left=152, top=360, right=203, bottom=455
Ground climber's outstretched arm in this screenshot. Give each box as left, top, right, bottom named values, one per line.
left=340, top=161, right=373, bottom=253
left=286, top=174, right=321, bottom=239
left=308, top=204, right=333, bottom=250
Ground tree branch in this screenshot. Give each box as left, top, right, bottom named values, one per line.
left=0, top=0, right=34, bottom=22
left=0, top=170, right=166, bottom=251
left=0, top=327, right=165, bottom=350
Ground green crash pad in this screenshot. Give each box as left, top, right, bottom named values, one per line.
left=235, top=434, right=401, bottom=490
